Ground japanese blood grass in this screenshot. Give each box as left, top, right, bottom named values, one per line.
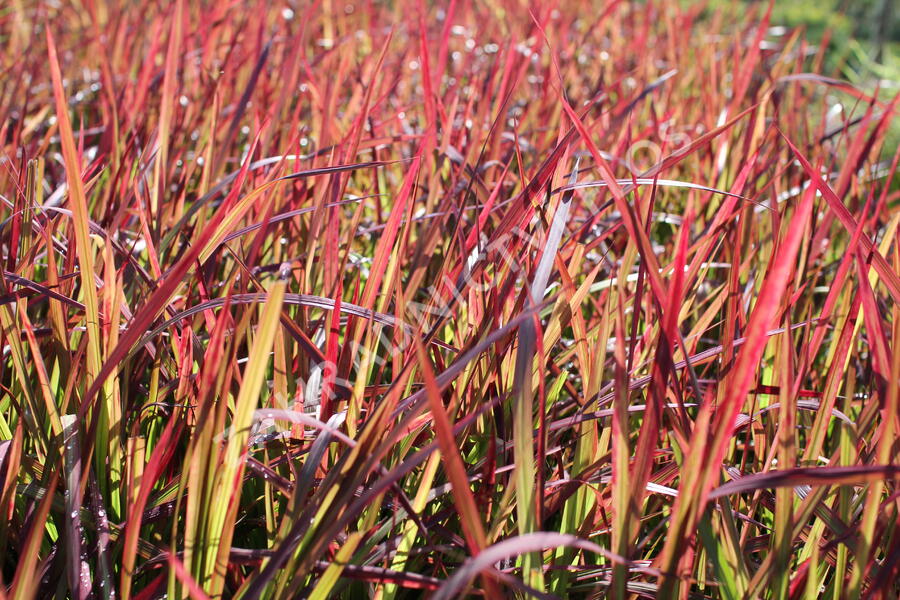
left=0, top=1, right=898, bottom=599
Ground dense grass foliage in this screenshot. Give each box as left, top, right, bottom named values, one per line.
left=0, top=1, right=898, bottom=598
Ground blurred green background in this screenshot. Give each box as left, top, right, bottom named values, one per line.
left=708, top=0, right=898, bottom=86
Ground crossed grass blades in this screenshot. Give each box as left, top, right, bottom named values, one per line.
left=0, top=0, right=898, bottom=598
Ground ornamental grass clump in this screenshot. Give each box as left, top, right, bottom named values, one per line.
left=0, top=1, right=897, bottom=598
